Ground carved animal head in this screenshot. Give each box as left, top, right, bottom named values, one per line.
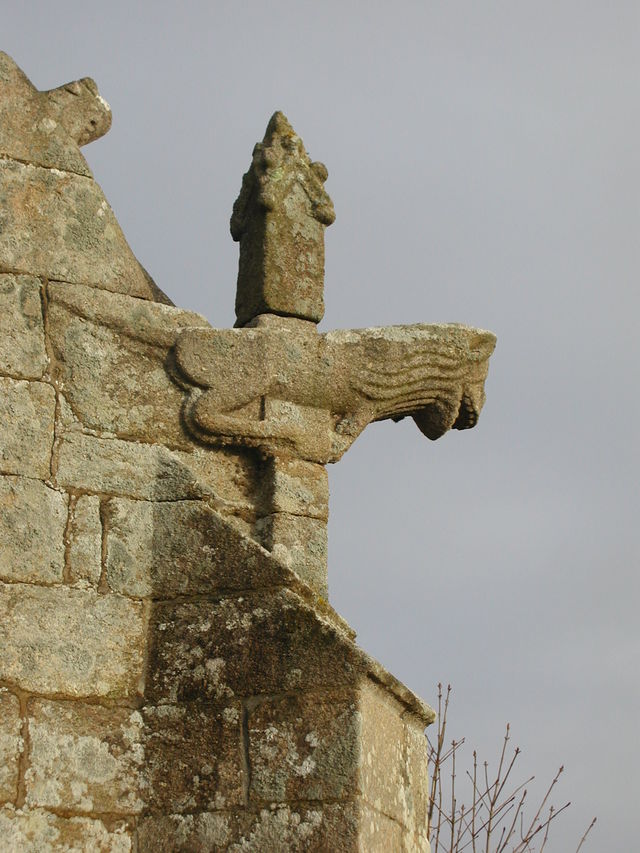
left=410, top=329, right=495, bottom=440
left=43, top=76, right=112, bottom=147
left=0, top=51, right=111, bottom=176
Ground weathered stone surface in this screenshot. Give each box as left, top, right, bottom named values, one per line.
left=48, top=280, right=207, bottom=348
left=0, top=275, right=47, bottom=379
left=0, top=476, right=67, bottom=584
left=0, top=582, right=145, bottom=697
left=0, top=378, right=55, bottom=479
left=0, top=158, right=159, bottom=299
left=137, top=811, right=247, bottom=853
left=105, top=498, right=283, bottom=599
left=56, top=432, right=205, bottom=500
left=358, top=802, right=405, bottom=851
left=55, top=431, right=258, bottom=523
left=56, top=390, right=84, bottom=434
left=0, top=806, right=132, bottom=852
left=246, top=685, right=429, bottom=844
left=138, top=803, right=362, bottom=853
left=47, top=282, right=208, bottom=445
left=262, top=456, right=328, bottom=520
left=232, top=112, right=335, bottom=326
left=48, top=306, right=185, bottom=446
left=407, top=831, right=432, bottom=853
left=258, top=513, right=328, bottom=595
left=0, top=51, right=110, bottom=177
left=226, top=804, right=360, bottom=852
left=0, top=690, right=22, bottom=803
left=359, top=680, right=410, bottom=825
left=23, top=699, right=245, bottom=819
left=404, top=714, right=431, bottom=848
left=68, top=494, right=102, bottom=587
left=25, top=700, right=144, bottom=814
left=248, top=691, right=359, bottom=803
left=171, top=445, right=263, bottom=528
left=147, top=589, right=363, bottom=703
left=142, top=703, right=243, bottom=813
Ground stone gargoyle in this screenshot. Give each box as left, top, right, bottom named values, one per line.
left=174, top=112, right=495, bottom=466
left=175, top=317, right=494, bottom=465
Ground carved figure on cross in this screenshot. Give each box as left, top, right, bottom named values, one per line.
left=175, top=112, right=495, bottom=592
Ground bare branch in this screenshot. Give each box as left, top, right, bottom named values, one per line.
left=575, top=817, right=597, bottom=852
left=426, top=685, right=594, bottom=852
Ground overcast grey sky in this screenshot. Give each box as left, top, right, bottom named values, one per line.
left=5, top=2, right=638, bottom=848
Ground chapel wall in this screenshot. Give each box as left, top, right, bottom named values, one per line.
left=0, top=271, right=431, bottom=853
left=0, top=52, right=434, bottom=852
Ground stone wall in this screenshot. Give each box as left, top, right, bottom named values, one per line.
left=0, top=54, right=434, bottom=851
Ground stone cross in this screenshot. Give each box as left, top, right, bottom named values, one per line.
left=175, top=112, right=496, bottom=594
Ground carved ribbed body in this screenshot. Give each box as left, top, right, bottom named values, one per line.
left=176, top=319, right=495, bottom=463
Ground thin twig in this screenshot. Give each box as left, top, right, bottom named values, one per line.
left=519, top=766, right=564, bottom=841
left=536, top=806, right=553, bottom=853
left=471, top=750, right=478, bottom=853
left=450, top=739, right=458, bottom=852
left=496, top=788, right=528, bottom=852
left=576, top=817, right=597, bottom=852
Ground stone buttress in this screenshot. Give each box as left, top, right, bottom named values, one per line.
left=0, top=55, right=495, bottom=852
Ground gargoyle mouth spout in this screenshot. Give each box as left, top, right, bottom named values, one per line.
left=412, top=392, right=482, bottom=441
left=452, top=394, right=480, bottom=431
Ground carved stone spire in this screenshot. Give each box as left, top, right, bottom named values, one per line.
left=231, top=111, right=335, bottom=326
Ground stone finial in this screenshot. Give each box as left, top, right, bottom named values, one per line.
left=0, top=51, right=111, bottom=176
left=231, top=111, right=335, bottom=326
